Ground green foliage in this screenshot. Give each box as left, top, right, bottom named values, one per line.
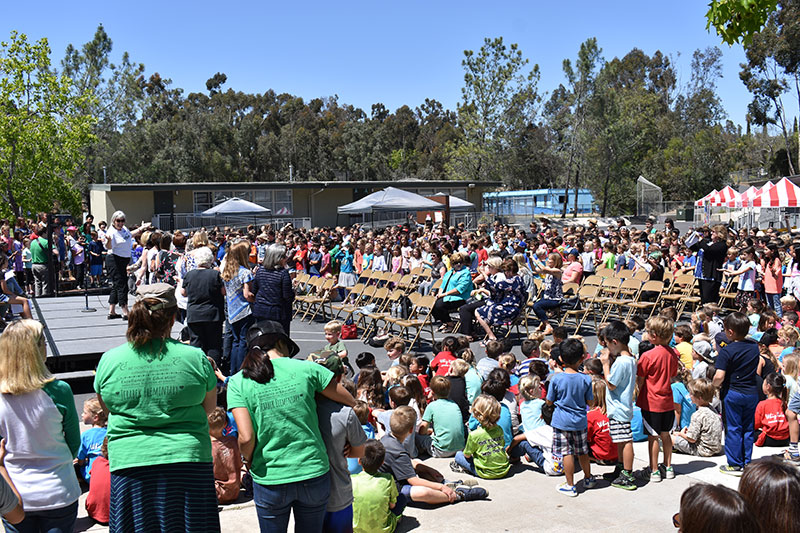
left=706, top=0, right=778, bottom=45
left=0, top=31, right=95, bottom=218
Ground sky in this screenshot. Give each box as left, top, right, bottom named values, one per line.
left=3, top=0, right=798, bottom=128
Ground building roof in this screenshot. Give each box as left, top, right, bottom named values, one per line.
left=89, top=180, right=502, bottom=192
left=484, top=188, right=593, bottom=198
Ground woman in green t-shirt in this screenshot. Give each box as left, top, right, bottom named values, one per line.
left=94, top=283, right=219, bottom=532
left=228, top=320, right=356, bottom=532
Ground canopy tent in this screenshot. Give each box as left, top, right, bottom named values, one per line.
left=695, top=189, right=717, bottom=207
left=201, top=197, right=271, bottom=216
left=337, top=187, right=445, bottom=214
left=707, top=186, right=738, bottom=206
left=431, top=192, right=475, bottom=211
left=725, top=186, right=761, bottom=208
left=745, top=177, right=800, bottom=207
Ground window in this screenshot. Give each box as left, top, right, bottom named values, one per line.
left=194, top=190, right=293, bottom=215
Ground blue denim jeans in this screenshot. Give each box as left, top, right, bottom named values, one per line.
left=253, top=473, right=330, bottom=533
left=766, top=293, right=783, bottom=317
left=533, top=299, right=561, bottom=323
left=2, top=501, right=78, bottom=533
left=453, top=451, right=477, bottom=476
left=508, top=440, right=545, bottom=468
left=229, top=314, right=255, bottom=374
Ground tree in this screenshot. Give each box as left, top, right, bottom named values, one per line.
left=448, top=37, right=541, bottom=183
left=706, top=0, right=778, bottom=45
left=0, top=31, right=95, bottom=218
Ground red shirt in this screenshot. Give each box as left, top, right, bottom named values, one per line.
left=636, top=345, right=680, bottom=412
left=85, top=456, right=110, bottom=524
left=587, top=408, right=618, bottom=461
left=430, top=351, right=456, bottom=376
left=755, top=398, right=789, bottom=445
left=477, top=248, right=488, bottom=264
left=416, top=373, right=429, bottom=390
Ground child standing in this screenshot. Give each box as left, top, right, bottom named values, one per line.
left=208, top=407, right=241, bottom=504
left=315, top=355, right=368, bottom=531
left=352, top=440, right=400, bottom=533
left=546, top=338, right=596, bottom=496
left=599, top=321, right=638, bottom=491
left=418, top=376, right=466, bottom=458
left=87, top=232, right=105, bottom=288
left=451, top=395, right=510, bottom=479
left=76, top=396, right=108, bottom=483
left=712, top=312, right=760, bottom=475
left=672, top=379, right=723, bottom=457
left=636, top=316, right=680, bottom=482
left=754, top=373, right=790, bottom=447
left=21, top=238, right=33, bottom=295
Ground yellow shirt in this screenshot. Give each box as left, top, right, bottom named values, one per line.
left=676, top=341, right=693, bottom=370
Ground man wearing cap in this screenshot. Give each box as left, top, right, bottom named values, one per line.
left=315, top=355, right=368, bottom=532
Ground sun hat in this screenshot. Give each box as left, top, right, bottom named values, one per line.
left=246, top=320, right=300, bottom=358
left=135, top=283, right=177, bottom=310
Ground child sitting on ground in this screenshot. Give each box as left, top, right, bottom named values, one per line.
left=498, top=353, right=519, bottom=388
left=352, top=440, right=401, bottom=533
left=674, top=324, right=694, bottom=370
left=672, top=367, right=697, bottom=431
left=384, top=337, right=406, bottom=367
left=208, top=407, right=242, bottom=504
left=408, top=356, right=430, bottom=390
left=322, top=320, right=353, bottom=377
left=515, top=334, right=544, bottom=378
left=430, top=336, right=458, bottom=376
left=379, top=407, right=488, bottom=506
left=672, top=379, right=723, bottom=457
left=354, top=351, right=376, bottom=385
left=452, top=395, right=510, bottom=479
left=784, top=352, right=799, bottom=399
left=446, top=359, right=471, bottom=422
left=583, top=358, right=603, bottom=377
left=691, top=340, right=715, bottom=381
left=418, top=376, right=466, bottom=458
left=547, top=338, right=596, bottom=497
left=349, top=401, right=377, bottom=474
left=476, top=340, right=503, bottom=380
left=755, top=373, right=790, bottom=447
left=85, top=437, right=110, bottom=525
left=76, top=396, right=108, bottom=483
left=637, top=316, right=679, bottom=482
left=777, top=326, right=799, bottom=362
left=587, top=378, right=617, bottom=465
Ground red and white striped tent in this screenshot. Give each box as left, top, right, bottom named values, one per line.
left=745, top=178, right=800, bottom=207
left=695, top=189, right=717, bottom=207
left=724, top=185, right=761, bottom=208
left=707, top=186, right=738, bottom=206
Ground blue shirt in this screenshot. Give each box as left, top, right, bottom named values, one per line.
left=606, top=355, right=637, bottom=422
left=632, top=407, right=647, bottom=442
left=547, top=372, right=593, bottom=431
left=672, top=382, right=696, bottom=429
left=715, top=339, right=760, bottom=398
left=520, top=398, right=545, bottom=432
left=223, top=265, right=254, bottom=323
left=77, top=427, right=108, bottom=482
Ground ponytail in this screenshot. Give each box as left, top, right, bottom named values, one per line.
left=126, top=299, right=176, bottom=353
left=766, top=373, right=788, bottom=410
left=241, top=345, right=275, bottom=384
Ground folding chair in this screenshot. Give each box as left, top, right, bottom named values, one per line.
left=633, top=269, right=650, bottom=281
left=601, top=278, right=643, bottom=322
left=596, top=268, right=614, bottom=278
left=625, top=280, right=665, bottom=320
left=302, top=278, right=337, bottom=322
left=327, top=283, right=365, bottom=318
left=560, top=285, right=602, bottom=335
left=615, top=270, right=635, bottom=279
left=718, top=275, right=740, bottom=311
left=659, top=274, right=695, bottom=314
left=386, top=294, right=437, bottom=351
left=293, top=277, right=322, bottom=317
left=360, top=289, right=405, bottom=339
left=334, top=284, right=376, bottom=322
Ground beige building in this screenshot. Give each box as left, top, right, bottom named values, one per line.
left=88, top=180, right=500, bottom=229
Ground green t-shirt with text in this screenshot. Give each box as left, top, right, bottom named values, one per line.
left=463, top=424, right=510, bottom=479
left=93, top=339, right=216, bottom=472
left=352, top=471, right=398, bottom=533
left=226, top=357, right=334, bottom=485
left=421, top=398, right=466, bottom=452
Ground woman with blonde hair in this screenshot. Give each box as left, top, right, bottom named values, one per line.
left=432, top=252, right=474, bottom=333
left=94, top=283, right=218, bottom=532
left=222, top=240, right=256, bottom=373
left=0, top=319, right=81, bottom=532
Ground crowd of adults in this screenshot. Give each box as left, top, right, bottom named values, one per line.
left=5, top=207, right=800, bottom=533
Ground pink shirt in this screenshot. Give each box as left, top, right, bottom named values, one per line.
left=763, top=258, right=783, bottom=294
left=561, top=261, right=583, bottom=284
